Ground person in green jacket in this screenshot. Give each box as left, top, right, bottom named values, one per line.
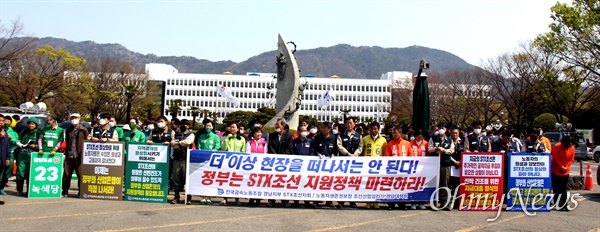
left=0, top=115, right=18, bottom=195
left=123, top=118, right=146, bottom=143
left=123, top=118, right=147, bottom=158
left=38, top=115, right=63, bottom=155
left=197, top=120, right=220, bottom=151
left=15, top=117, right=41, bottom=196
left=220, top=122, right=246, bottom=206
left=196, top=119, right=220, bottom=205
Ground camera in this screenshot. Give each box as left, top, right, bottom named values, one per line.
left=420, top=59, right=430, bottom=69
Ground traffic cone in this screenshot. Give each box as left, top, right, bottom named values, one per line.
left=585, top=164, right=594, bottom=191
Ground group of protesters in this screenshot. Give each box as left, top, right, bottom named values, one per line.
left=0, top=113, right=577, bottom=211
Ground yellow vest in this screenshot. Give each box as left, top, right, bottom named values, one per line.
left=362, top=135, right=387, bottom=156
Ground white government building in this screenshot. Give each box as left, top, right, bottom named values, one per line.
left=146, top=63, right=413, bottom=123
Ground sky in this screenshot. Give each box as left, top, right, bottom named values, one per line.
left=0, top=0, right=565, bottom=66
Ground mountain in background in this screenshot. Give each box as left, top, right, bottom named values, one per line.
left=30, top=37, right=477, bottom=79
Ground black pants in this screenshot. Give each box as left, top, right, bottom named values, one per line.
left=552, top=174, right=569, bottom=209
left=63, top=157, right=82, bottom=194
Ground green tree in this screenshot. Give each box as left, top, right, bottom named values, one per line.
left=200, top=109, right=211, bottom=119
left=533, top=113, right=569, bottom=132
left=190, top=106, right=200, bottom=129
left=167, top=99, right=184, bottom=120
left=0, top=45, right=86, bottom=105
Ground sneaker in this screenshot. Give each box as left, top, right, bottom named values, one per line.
left=206, top=198, right=212, bottom=204
left=219, top=200, right=227, bottom=205
left=200, top=198, right=207, bottom=205
left=410, top=204, right=417, bottom=210
left=419, top=204, right=426, bottom=210
left=365, top=203, right=371, bottom=209
left=373, top=203, right=380, bottom=209
left=0, top=190, right=6, bottom=195
left=16, top=191, right=23, bottom=196
left=267, top=201, right=274, bottom=207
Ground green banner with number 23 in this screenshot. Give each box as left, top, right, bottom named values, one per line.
left=29, top=152, right=64, bottom=198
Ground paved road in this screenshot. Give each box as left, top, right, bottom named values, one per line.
left=1, top=161, right=599, bottom=231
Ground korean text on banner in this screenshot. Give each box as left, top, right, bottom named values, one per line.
left=125, top=144, right=170, bottom=203
left=186, top=150, right=439, bottom=202
left=80, top=142, right=124, bottom=200
left=28, top=152, right=64, bottom=198
left=459, top=152, right=504, bottom=211
left=507, top=153, right=552, bottom=212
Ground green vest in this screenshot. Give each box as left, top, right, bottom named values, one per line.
left=41, top=126, right=64, bottom=152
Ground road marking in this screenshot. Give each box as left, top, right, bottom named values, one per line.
left=455, top=214, right=527, bottom=232
left=6, top=199, right=99, bottom=206
left=2, top=206, right=188, bottom=221
left=98, top=210, right=312, bottom=232
left=309, top=211, right=431, bottom=232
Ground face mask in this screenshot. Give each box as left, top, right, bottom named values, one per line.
left=71, top=119, right=79, bottom=125
left=539, top=130, right=543, bottom=136
left=332, top=129, right=338, bottom=135
left=434, top=131, right=439, bottom=136
left=205, top=127, right=213, bottom=133
left=180, top=126, right=188, bottom=132
left=482, top=132, right=487, bottom=136
left=300, top=131, right=308, bottom=137
left=410, top=136, right=415, bottom=141
left=275, top=128, right=281, bottom=133
left=147, top=125, right=154, bottom=131
left=310, top=128, right=317, bottom=134
left=240, top=129, right=245, bottom=134
left=99, top=119, right=107, bottom=126
left=108, top=122, right=115, bottom=127
left=129, top=123, right=137, bottom=129
left=438, top=129, right=445, bottom=136
left=254, top=124, right=260, bottom=128
left=157, top=122, right=166, bottom=128
left=473, top=129, right=482, bottom=135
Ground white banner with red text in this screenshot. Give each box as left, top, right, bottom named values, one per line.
left=186, top=150, right=439, bottom=202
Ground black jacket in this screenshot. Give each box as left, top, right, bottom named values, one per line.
left=268, top=131, right=293, bottom=155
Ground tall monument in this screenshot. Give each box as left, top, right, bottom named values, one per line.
left=266, top=34, right=300, bottom=130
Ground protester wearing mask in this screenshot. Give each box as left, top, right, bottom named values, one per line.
left=147, top=116, right=175, bottom=192
left=292, top=126, right=314, bottom=208
left=524, top=128, right=548, bottom=154
left=248, top=118, right=269, bottom=141
left=266, top=118, right=293, bottom=207
left=0, top=124, right=9, bottom=204
left=537, top=126, right=552, bottom=153
left=449, top=128, right=465, bottom=209
left=552, top=135, right=576, bottom=211
left=38, top=115, right=63, bottom=156
left=336, top=117, right=362, bottom=208
left=62, top=113, right=89, bottom=197
left=246, top=127, right=268, bottom=206
left=109, top=117, right=124, bottom=141
left=143, top=120, right=155, bottom=139
left=428, top=123, right=454, bottom=211
left=492, top=129, right=520, bottom=194
left=0, top=115, right=17, bottom=196
left=195, top=119, right=220, bottom=205
left=170, top=119, right=194, bottom=205
left=123, top=118, right=146, bottom=144
left=465, top=121, right=491, bottom=152
left=307, top=124, right=318, bottom=140
left=292, top=120, right=310, bottom=140
left=15, top=117, right=41, bottom=196
left=384, top=125, right=413, bottom=210
left=312, top=122, right=338, bottom=207
left=88, top=113, right=119, bottom=142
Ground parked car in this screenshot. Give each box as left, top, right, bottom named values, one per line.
left=593, top=146, right=600, bottom=163
left=543, top=132, right=591, bottom=160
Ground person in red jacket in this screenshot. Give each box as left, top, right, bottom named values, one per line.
left=551, top=135, right=576, bottom=211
